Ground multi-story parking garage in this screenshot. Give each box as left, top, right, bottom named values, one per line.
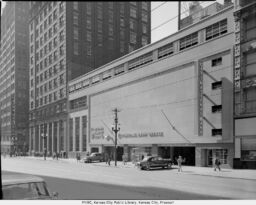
left=69, top=4, right=235, bottom=167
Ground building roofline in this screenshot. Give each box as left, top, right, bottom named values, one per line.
left=69, top=4, right=234, bottom=84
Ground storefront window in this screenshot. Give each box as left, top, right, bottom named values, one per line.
left=75, top=117, right=80, bottom=151
left=215, top=149, right=228, bottom=164
left=69, top=119, right=73, bottom=151
left=241, top=137, right=256, bottom=161
left=241, top=150, right=256, bottom=161
left=82, top=116, right=87, bottom=152
left=131, top=147, right=152, bottom=162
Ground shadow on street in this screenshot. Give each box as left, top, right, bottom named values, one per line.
left=2, top=171, right=230, bottom=200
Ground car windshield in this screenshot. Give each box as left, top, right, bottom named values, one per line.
left=142, top=157, right=151, bottom=161
left=90, top=153, right=96, bottom=156
left=3, top=182, right=50, bottom=199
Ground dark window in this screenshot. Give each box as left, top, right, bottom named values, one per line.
left=206, top=19, right=227, bottom=41
left=69, top=119, right=73, bottom=151
left=180, top=32, right=198, bottom=51
left=212, top=129, right=222, bottom=136
left=158, top=43, right=174, bottom=59
left=212, top=57, right=222, bottom=67
left=82, top=116, right=87, bottom=151
left=75, top=117, right=80, bottom=151
left=212, top=81, right=222, bottom=90
left=70, top=96, right=87, bottom=110
left=212, top=105, right=222, bottom=113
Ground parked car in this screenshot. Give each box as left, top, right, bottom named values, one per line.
left=2, top=172, right=59, bottom=200
left=82, top=152, right=104, bottom=163
left=137, top=156, right=173, bottom=170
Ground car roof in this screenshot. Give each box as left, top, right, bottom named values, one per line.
left=2, top=173, right=45, bottom=186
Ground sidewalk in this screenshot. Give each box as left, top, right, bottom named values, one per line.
left=88, top=160, right=256, bottom=181
left=18, top=156, right=256, bottom=180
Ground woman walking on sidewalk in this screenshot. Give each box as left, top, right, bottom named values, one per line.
left=177, top=155, right=185, bottom=172
left=214, top=157, right=221, bottom=171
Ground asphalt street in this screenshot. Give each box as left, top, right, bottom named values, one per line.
left=2, top=157, right=256, bottom=200
left=2, top=170, right=219, bottom=200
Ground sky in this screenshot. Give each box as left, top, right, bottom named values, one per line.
left=1, top=1, right=226, bottom=43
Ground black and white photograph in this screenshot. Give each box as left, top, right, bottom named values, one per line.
left=0, top=0, right=256, bottom=203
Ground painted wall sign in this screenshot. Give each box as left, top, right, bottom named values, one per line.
left=118, top=132, right=164, bottom=139
left=91, top=127, right=104, bottom=140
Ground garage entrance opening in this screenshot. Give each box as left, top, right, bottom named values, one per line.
left=173, top=147, right=195, bottom=166
left=158, top=147, right=171, bottom=159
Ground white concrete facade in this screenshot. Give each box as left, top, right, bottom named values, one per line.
left=68, top=6, right=235, bottom=167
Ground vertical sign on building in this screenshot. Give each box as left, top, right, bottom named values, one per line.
left=198, top=61, right=203, bottom=136
left=234, top=11, right=242, bottom=115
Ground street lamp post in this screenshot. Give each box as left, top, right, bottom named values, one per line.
left=112, top=108, right=120, bottom=167
left=41, top=133, right=48, bottom=160
left=11, top=136, right=17, bottom=157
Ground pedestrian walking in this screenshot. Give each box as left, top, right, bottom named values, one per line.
left=122, top=154, right=128, bottom=165
left=214, top=157, right=221, bottom=171
left=122, top=154, right=126, bottom=165
left=76, top=152, right=80, bottom=163
left=108, top=155, right=111, bottom=166
left=176, top=155, right=185, bottom=172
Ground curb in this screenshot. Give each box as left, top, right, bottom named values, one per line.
left=188, top=172, right=256, bottom=181
left=7, top=157, right=256, bottom=181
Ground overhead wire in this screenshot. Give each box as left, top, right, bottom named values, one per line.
left=83, top=1, right=217, bottom=63
left=151, top=2, right=168, bottom=13
left=151, top=1, right=212, bottom=32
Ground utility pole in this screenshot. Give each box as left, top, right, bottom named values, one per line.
left=112, top=108, right=120, bottom=166
left=178, top=1, right=181, bottom=30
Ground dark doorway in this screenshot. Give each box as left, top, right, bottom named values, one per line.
left=116, top=146, right=124, bottom=161
left=91, top=147, right=99, bottom=153
left=174, top=147, right=195, bottom=166
left=103, top=147, right=123, bottom=161
left=158, top=147, right=170, bottom=158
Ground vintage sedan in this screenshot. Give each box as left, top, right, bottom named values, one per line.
left=137, top=156, right=173, bottom=170
left=82, top=152, right=104, bottom=163
left=2, top=172, right=59, bottom=200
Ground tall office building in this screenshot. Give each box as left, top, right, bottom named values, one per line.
left=233, top=0, right=256, bottom=169
left=28, top=2, right=151, bottom=156
left=0, top=2, right=30, bottom=154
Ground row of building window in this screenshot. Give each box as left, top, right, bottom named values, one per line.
left=32, top=75, right=65, bottom=97
left=30, top=87, right=66, bottom=109
left=35, top=73, right=65, bottom=95
left=30, top=2, right=62, bottom=32
left=0, top=24, right=15, bottom=54
left=32, top=48, right=64, bottom=77
left=69, top=116, right=87, bottom=152
left=31, top=59, right=65, bottom=86
left=206, top=19, right=227, bottom=40
left=70, top=96, right=87, bottom=110
left=30, top=102, right=67, bottom=120
left=69, top=19, right=228, bottom=94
